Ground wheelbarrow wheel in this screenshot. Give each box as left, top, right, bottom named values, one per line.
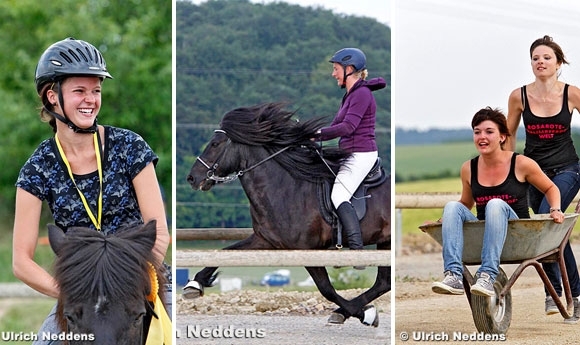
left=470, top=267, right=512, bottom=334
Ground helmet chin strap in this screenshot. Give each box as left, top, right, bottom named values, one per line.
left=341, top=67, right=355, bottom=89
left=47, top=80, right=97, bottom=134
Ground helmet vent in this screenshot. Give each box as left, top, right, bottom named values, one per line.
left=76, top=47, right=89, bottom=63
left=59, top=52, right=73, bottom=64
left=342, top=55, right=352, bottom=62
left=50, top=60, right=63, bottom=67
left=94, top=49, right=103, bottom=65
left=67, top=49, right=81, bottom=63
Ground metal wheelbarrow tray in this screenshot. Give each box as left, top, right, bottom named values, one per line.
left=419, top=213, right=578, bottom=334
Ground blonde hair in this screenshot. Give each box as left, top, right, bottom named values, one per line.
left=361, top=69, right=368, bottom=80
left=353, top=69, right=368, bottom=80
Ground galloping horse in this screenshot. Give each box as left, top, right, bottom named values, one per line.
left=48, top=220, right=169, bottom=345
left=184, top=102, right=391, bottom=327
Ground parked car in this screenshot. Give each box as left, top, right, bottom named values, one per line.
left=260, top=269, right=291, bottom=286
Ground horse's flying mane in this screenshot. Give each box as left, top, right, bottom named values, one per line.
left=219, top=102, right=348, bottom=180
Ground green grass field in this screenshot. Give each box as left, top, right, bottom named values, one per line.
left=0, top=298, right=54, bottom=344
left=395, top=141, right=476, bottom=179
left=395, top=141, right=526, bottom=180
left=396, top=178, right=460, bottom=235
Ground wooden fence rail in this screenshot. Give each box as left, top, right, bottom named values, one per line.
left=176, top=249, right=390, bottom=267
left=177, top=228, right=252, bottom=241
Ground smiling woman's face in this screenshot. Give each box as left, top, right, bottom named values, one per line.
left=473, top=120, right=506, bottom=154
left=49, top=76, right=102, bottom=130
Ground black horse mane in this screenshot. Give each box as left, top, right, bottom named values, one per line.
left=53, top=224, right=161, bottom=306
left=220, top=102, right=349, bottom=180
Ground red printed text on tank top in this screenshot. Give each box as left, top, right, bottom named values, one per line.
left=526, top=123, right=567, bottom=140
left=475, top=194, right=520, bottom=207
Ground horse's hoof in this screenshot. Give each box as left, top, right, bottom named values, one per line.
left=182, top=280, right=204, bottom=299
left=362, top=305, right=379, bottom=327
left=327, top=312, right=346, bottom=324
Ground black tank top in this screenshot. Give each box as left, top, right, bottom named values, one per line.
left=470, top=153, right=530, bottom=220
left=521, top=84, right=579, bottom=170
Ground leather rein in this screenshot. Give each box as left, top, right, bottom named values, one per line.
left=196, top=129, right=291, bottom=183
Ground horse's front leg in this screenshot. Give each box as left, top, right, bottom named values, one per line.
left=329, top=265, right=391, bottom=327
left=182, top=266, right=219, bottom=299
left=182, top=234, right=272, bottom=299
left=305, top=266, right=374, bottom=324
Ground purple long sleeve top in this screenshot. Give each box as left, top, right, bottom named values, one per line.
left=319, top=77, right=386, bottom=153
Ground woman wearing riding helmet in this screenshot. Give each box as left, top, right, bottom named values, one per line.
left=315, top=48, right=386, bottom=253
left=12, top=37, right=170, bottom=343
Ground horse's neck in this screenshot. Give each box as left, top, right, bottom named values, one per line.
left=240, top=162, right=305, bottom=206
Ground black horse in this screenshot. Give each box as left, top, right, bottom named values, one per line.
left=48, top=220, right=168, bottom=345
left=184, top=102, right=391, bottom=327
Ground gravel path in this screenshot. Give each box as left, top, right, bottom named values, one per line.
left=177, top=314, right=390, bottom=345
left=177, top=289, right=390, bottom=345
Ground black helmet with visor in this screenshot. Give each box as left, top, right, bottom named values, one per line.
left=35, top=37, right=113, bottom=133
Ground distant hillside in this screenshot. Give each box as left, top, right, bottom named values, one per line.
left=396, top=127, right=527, bottom=145
left=395, top=128, right=471, bottom=145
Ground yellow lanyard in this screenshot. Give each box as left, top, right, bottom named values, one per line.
left=55, top=132, right=103, bottom=231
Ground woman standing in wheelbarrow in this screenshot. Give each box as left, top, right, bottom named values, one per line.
left=506, top=35, right=580, bottom=323
left=432, top=108, right=564, bottom=300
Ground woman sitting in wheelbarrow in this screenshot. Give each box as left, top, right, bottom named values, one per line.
left=432, top=107, right=564, bottom=298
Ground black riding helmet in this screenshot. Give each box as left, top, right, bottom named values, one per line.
left=35, top=37, right=113, bottom=133
left=329, top=48, right=367, bottom=88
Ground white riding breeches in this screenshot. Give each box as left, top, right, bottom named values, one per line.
left=331, top=151, right=378, bottom=208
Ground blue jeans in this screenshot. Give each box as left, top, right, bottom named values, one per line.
left=441, top=199, right=518, bottom=282
left=529, top=162, right=580, bottom=298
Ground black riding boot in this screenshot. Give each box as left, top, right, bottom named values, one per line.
left=336, top=201, right=364, bottom=250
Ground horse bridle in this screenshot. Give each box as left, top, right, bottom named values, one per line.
left=196, top=129, right=291, bottom=183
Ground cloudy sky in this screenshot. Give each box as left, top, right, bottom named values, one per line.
left=394, top=0, right=580, bottom=129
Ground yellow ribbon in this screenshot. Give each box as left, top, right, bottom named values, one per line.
left=146, top=263, right=172, bottom=345
left=55, top=132, right=103, bottom=231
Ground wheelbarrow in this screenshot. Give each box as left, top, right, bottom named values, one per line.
left=419, top=212, right=579, bottom=334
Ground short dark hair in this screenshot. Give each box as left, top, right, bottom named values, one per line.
left=471, top=107, right=511, bottom=139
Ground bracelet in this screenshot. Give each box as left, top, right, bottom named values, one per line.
left=549, top=208, right=561, bottom=213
